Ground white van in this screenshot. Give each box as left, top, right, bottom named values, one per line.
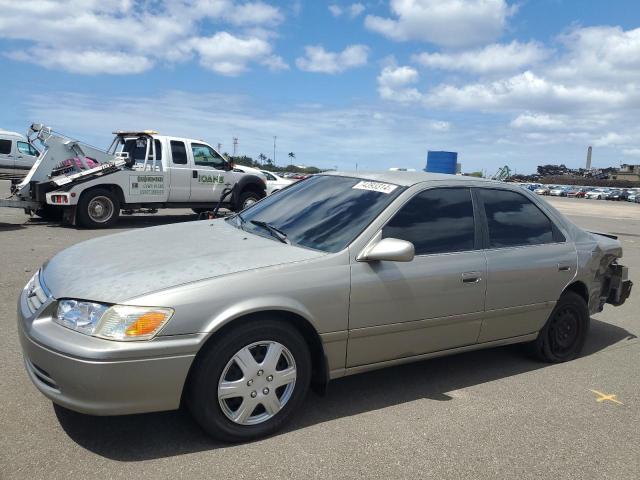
left=0, top=130, right=40, bottom=174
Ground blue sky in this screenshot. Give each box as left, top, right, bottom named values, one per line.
left=1, top=0, right=639, bottom=174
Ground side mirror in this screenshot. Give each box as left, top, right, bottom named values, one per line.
left=358, top=238, right=415, bottom=262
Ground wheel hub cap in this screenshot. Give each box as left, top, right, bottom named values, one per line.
left=218, top=341, right=296, bottom=425
left=87, top=196, right=114, bottom=223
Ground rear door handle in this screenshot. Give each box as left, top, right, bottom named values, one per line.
left=558, top=263, right=572, bottom=272
left=192, top=170, right=198, bottom=178
left=461, top=271, right=482, bottom=284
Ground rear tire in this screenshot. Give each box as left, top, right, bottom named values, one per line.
left=187, top=319, right=311, bottom=442
left=77, top=188, right=120, bottom=228
left=529, top=291, right=589, bottom=363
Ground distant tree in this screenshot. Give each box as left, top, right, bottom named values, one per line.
left=230, top=155, right=254, bottom=167
left=266, top=157, right=273, bottom=166
left=288, top=152, right=295, bottom=160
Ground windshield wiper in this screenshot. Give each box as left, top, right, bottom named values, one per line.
left=250, top=220, right=289, bottom=244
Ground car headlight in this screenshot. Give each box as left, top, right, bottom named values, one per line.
left=54, top=300, right=173, bottom=341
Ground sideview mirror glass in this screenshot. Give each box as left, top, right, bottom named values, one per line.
left=359, top=238, right=415, bottom=262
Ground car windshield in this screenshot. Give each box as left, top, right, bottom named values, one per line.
left=228, top=175, right=404, bottom=253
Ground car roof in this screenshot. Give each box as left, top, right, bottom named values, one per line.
left=323, top=170, right=499, bottom=187
left=0, top=130, right=25, bottom=139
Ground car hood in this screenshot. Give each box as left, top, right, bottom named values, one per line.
left=42, top=220, right=325, bottom=303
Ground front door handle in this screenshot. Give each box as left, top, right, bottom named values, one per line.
left=192, top=170, right=198, bottom=179
left=461, top=271, right=482, bottom=284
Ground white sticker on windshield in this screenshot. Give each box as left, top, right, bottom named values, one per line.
left=352, top=180, right=399, bottom=194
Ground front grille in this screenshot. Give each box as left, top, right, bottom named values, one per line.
left=25, top=271, right=51, bottom=315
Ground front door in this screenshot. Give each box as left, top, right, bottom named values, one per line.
left=189, top=142, right=231, bottom=202
left=347, top=187, right=487, bottom=367
left=15, top=141, right=39, bottom=170
left=475, top=188, right=577, bottom=342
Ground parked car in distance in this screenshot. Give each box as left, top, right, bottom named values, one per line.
left=567, top=188, right=586, bottom=198
left=534, top=186, right=550, bottom=195
left=0, top=129, right=40, bottom=175
left=585, top=189, right=609, bottom=200
left=605, top=189, right=626, bottom=201
left=260, top=170, right=294, bottom=194
left=18, top=172, right=632, bottom=442
left=549, top=186, right=569, bottom=196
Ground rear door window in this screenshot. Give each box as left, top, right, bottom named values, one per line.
left=0, top=139, right=11, bottom=155
left=170, top=140, right=188, bottom=165
left=478, top=189, right=560, bottom=248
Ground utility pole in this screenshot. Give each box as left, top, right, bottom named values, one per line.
left=217, top=143, right=222, bottom=152
left=273, top=136, right=277, bottom=166
left=232, top=137, right=238, bottom=156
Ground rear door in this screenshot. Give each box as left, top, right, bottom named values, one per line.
left=15, top=141, right=39, bottom=170
left=0, top=138, right=13, bottom=169
left=166, top=139, right=191, bottom=202
left=476, top=188, right=576, bottom=342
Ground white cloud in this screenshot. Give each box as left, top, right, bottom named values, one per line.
left=7, top=48, right=154, bottom=75
left=365, top=0, right=516, bottom=47
left=424, top=71, right=628, bottom=113
left=189, top=32, right=273, bottom=75
left=510, top=113, right=566, bottom=130
left=349, top=3, right=366, bottom=17
left=593, top=132, right=631, bottom=147
left=296, top=44, right=369, bottom=74
left=0, top=0, right=285, bottom=75
left=413, top=41, right=549, bottom=74
left=377, top=65, right=422, bottom=102
left=329, top=3, right=365, bottom=18
left=622, top=149, right=640, bottom=157
left=328, top=4, right=343, bottom=16
left=550, top=26, right=640, bottom=84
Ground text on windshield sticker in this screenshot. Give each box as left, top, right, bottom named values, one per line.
left=352, top=181, right=399, bottom=194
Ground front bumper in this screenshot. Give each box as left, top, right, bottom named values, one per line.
left=18, top=275, right=201, bottom=415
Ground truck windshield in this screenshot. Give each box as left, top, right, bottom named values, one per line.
left=228, top=175, right=404, bottom=253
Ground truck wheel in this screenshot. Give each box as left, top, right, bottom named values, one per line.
left=187, top=318, right=311, bottom=442
left=77, top=189, right=120, bottom=228
left=529, top=291, right=589, bottom=363
left=235, top=190, right=261, bottom=211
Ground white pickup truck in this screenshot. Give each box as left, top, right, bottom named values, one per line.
left=3, top=124, right=266, bottom=228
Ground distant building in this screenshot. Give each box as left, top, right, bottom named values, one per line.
left=612, top=164, right=640, bottom=182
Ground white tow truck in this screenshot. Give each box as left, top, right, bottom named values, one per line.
left=1, top=124, right=266, bottom=228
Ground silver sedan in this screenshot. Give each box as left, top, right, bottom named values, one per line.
left=18, top=172, right=632, bottom=442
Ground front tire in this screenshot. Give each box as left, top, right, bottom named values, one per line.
left=234, top=190, right=262, bottom=211
left=530, top=291, right=589, bottom=363
left=77, top=188, right=120, bottom=228
left=187, top=319, right=311, bottom=442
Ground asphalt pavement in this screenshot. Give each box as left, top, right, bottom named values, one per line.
left=1, top=188, right=638, bottom=480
